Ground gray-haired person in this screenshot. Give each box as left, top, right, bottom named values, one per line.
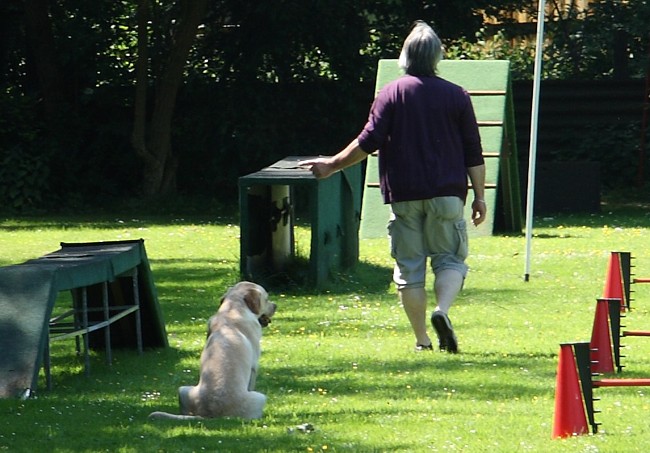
left=301, top=21, right=486, bottom=353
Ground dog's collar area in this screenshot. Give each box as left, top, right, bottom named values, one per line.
left=258, top=315, right=271, bottom=327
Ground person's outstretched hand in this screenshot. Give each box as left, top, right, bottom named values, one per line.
left=299, top=157, right=336, bottom=180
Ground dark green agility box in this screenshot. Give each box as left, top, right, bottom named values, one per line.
left=239, top=156, right=362, bottom=288
left=360, top=59, right=523, bottom=239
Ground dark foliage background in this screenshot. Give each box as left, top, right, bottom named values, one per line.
left=0, top=0, right=648, bottom=211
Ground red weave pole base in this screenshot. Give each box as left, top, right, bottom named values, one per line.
left=596, top=378, right=650, bottom=387
left=622, top=330, right=650, bottom=337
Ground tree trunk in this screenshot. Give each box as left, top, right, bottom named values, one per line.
left=133, top=0, right=209, bottom=196
left=23, top=0, right=69, bottom=122
left=132, top=0, right=155, bottom=192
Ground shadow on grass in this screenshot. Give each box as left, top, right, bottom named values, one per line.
left=261, top=351, right=555, bottom=400
left=253, top=259, right=394, bottom=296
left=152, top=258, right=239, bottom=288
left=528, top=208, right=650, bottom=230
left=0, top=213, right=240, bottom=232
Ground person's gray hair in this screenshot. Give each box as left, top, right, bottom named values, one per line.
left=398, top=21, right=443, bottom=76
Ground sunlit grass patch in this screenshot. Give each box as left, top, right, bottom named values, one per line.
left=2, top=206, right=650, bottom=451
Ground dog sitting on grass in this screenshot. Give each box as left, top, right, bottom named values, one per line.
left=149, top=281, right=276, bottom=420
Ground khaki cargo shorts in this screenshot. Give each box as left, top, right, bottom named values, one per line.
left=387, top=196, right=468, bottom=290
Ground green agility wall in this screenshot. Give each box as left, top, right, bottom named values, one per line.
left=360, top=59, right=523, bottom=238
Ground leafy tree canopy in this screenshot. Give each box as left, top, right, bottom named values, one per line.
left=0, top=0, right=648, bottom=209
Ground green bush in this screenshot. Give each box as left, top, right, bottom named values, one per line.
left=445, top=29, right=536, bottom=80
left=0, top=145, right=50, bottom=210
left=0, top=92, right=52, bottom=211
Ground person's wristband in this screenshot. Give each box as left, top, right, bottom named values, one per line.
left=475, top=199, right=486, bottom=204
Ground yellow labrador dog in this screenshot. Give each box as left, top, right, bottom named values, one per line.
left=149, top=281, right=276, bottom=420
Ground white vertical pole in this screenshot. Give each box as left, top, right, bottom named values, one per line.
left=524, top=0, right=547, bottom=282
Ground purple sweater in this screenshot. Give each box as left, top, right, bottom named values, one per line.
left=357, top=75, right=484, bottom=204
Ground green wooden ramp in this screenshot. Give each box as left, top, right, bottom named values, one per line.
left=360, top=59, right=523, bottom=238
left=0, top=240, right=167, bottom=398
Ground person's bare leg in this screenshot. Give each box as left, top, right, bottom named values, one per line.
left=433, top=269, right=464, bottom=314
left=399, top=287, right=431, bottom=347
left=431, top=269, right=464, bottom=352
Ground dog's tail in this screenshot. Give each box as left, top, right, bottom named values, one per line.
left=148, top=411, right=204, bottom=421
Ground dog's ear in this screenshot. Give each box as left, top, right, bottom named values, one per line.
left=244, top=288, right=262, bottom=315
left=206, top=315, right=216, bottom=338
left=219, top=283, right=238, bottom=307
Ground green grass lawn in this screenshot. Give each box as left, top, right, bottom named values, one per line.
left=2, top=203, right=650, bottom=452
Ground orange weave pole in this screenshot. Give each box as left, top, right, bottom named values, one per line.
left=633, top=278, right=650, bottom=283
left=596, top=379, right=650, bottom=387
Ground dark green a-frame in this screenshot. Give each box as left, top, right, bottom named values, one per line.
left=0, top=240, right=167, bottom=398
left=360, top=59, right=523, bottom=238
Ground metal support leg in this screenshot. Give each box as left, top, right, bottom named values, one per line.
left=103, top=281, right=112, bottom=366
left=73, top=288, right=81, bottom=356
left=81, top=287, right=90, bottom=376
left=44, top=332, right=52, bottom=391
left=132, top=268, right=143, bottom=355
